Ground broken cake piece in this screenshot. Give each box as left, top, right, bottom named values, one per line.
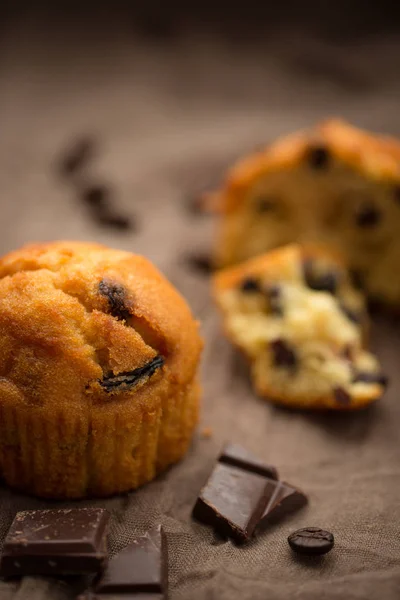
left=213, top=244, right=387, bottom=410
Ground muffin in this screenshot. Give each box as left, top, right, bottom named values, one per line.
left=0, top=241, right=203, bottom=498
left=213, top=244, right=387, bottom=410
left=211, top=119, right=400, bottom=307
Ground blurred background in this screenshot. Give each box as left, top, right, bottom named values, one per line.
left=0, top=1, right=399, bottom=290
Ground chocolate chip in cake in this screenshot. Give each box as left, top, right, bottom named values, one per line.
left=60, top=137, right=95, bottom=177
left=288, top=527, right=334, bottom=556
left=353, top=371, right=388, bottom=387
left=99, top=355, right=164, bottom=393
left=307, top=145, right=330, bottom=169
left=333, top=386, right=351, bottom=406
left=99, top=279, right=132, bottom=321
left=265, top=285, right=283, bottom=315
left=255, top=196, right=277, bottom=213
left=354, top=203, right=382, bottom=228
left=240, top=277, right=261, bottom=293
left=270, top=339, right=297, bottom=369
left=303, top=259, right=338, bottom=295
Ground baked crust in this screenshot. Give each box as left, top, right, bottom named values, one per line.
left=0, top=241, right=203, bottom=498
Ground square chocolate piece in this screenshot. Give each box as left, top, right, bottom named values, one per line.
left=0, top=508, right=109, bottom=577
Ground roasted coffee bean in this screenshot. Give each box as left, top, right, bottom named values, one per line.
left=288, top=527, right=334, bottom=556
left=307, top=145, right=330, bottom=169
left=355, top=204, right=382, bottom=228
left=265, top=285, right=283, bottom=315
left=99, top=355, right=164, bottom=393
left=240, top=277, right=261, bottom=293
left=270, top=339, right=297, bottom=369
left=255, top=196, right=277, bottom=213
left=81, top=185, right=110, bottom=209
left=333, top=386, right=351, bottom=406
left=60, top=137, right=95, bottom=176
left=98, top=279, right=131, bottom=321
left=353, top=371, right=388, bottom=387
left=185, top=253, right=213, bottom=275
left=303, top=259, right=338, bottom=295
left=339, top=303, right=362, bottom=324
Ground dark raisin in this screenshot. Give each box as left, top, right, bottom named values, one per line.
left=354, top=204, right=382, bottom=228
left=307, top=145, right=330, bottom=169
left=99, top=355, right=164, bottom=393
left=240, top=277, right=261, bottom=293
left=265, top=285, right=283, bottom=315
left=303, top=259, right=338, bottom=295
left=333, top=386, right=351, bottom=406
left=255, top=196, right=277, bottom=213
left=270, top=339, right=297, bottom=369
left=81, top=185, right=110, bottom=209
left=184, top=253, right=213, bottom=275
left=98, top=279, right=131, bottom=321
left=60, top=137, right=95, bottom=176
left=339, top=303, right=362, bottom=325
left=353, top=371, right=388, bottom=387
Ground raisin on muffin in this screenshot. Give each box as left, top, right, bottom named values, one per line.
left=213, top=244, right=387, bottom=410
left=212, top=119, right=400, bottom=307
left=0, top=241, right=203, bottom=498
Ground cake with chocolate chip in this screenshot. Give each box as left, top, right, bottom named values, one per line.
left=0, top=241, right=202, bottom=498
left=213, top=244, right=387, bottom=410
left=212, top=119, right=400, bottom=307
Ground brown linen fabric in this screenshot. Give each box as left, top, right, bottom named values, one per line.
left=0, top=15, right=400, bottom=599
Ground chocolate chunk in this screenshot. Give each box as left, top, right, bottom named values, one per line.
left=255, top=196, right=277, bottom=213
left=0, top=508, right=109, bottom=577
left=270, top=339, right=297, bottom=369
left=288, top=527, right=334, bottom=556
left=307, top=145, right=330, bottom=169
left=353, top=371, right=388, bottom=387
left=265, top=284, right=283, bottom=315
left=99, top=279, right=131, bottom=321
left=339, top=303, right=362, bottom=324
left=60, top=137, right=95, bottom=176
left=184, top=253, right=213, bottom=275
left=333, top=386, right=351, bottom=406
left=355, top=204, right=382, bottom=228
left=303, top=259, right=338, bottom=295
left=219, top=443, right=278, bottom=480
left=94, top=525, right=167, bottom=595
left=99, top=355, right=164, bottom=393
left=82, top=184, right=110, bottom=209
left=192, top=448, right=307, bottom=543
left=240, top=277, right=261, bottom=293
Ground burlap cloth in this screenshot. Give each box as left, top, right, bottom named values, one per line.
left=0, top=14, right=399, bottom=600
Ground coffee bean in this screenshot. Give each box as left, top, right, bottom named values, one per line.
left=184, top=253, right=213, bottom=275
left=355, top=204, right=382, bottom=228
left=240, top=277, right=261, bottom=293
left=307, top=145, right=330, bottom=169
left=353, top=371, right=388, bottom=387
left=303, top=259, right=338, bottom=295
left=333, top=386, right=351, bottom=406
left=60, top=137, right=95, bottom=176
left=82, top=185, right=109, bottom=209
left=288, top=527, right=334, bottom=556
left=270, top=339, right=297, bottom=369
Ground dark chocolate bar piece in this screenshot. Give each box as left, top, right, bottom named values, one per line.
left=192, top=445, right=307, bottom=543
left=94, top=525, right=167, bottom=596
left=0, top=508, right=109, bottom=577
